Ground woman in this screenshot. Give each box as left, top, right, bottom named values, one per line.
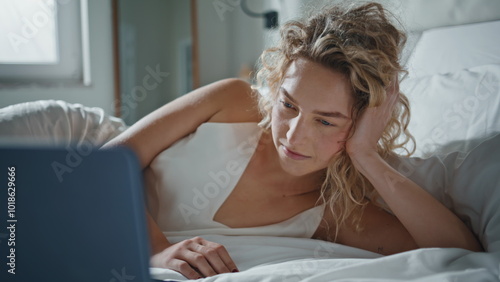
left=103, top=2, right=482, bottom=279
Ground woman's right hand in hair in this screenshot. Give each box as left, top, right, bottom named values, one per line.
left=150, top=237, right=239, bottom=279
left=345, top=77, right=400, bottom=158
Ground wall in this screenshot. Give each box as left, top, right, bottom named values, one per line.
left=196, top=0, right=500, bottom=87
left=197, top=0, right=280, bottom=86
left=0, top=0, right=116, bottom=114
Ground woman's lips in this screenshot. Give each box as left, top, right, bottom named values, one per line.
left=282, top=146, right=311, bottom=160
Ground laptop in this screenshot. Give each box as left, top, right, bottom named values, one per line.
left=0, top=145, right=166, bottom=282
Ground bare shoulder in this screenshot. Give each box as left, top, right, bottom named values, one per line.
left=102, top=78, right=262, bottom=168
left=313, top=201, right=418, bottom=255
left=207, top=78, right=262, bottom=123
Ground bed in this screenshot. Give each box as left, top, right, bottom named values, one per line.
left=1, top=11, right=500, bottom=282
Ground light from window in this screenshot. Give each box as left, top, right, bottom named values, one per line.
left=0, top=0, right=59, bottom=64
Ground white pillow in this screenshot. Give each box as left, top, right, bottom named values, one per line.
left=406, top=20, right=500, bottom=78
left=400, top=64, right=500, bottom=158
left=0, top=100, right=128, bottom=146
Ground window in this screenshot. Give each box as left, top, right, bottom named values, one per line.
left=0, top=0, right=90, bottom=86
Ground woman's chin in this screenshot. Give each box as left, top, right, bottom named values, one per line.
left=278, top=158, right=319, bottom=177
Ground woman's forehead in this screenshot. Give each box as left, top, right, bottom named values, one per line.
left=280, top=59, right=354, bottom=116
left=283, top=58, right=349, bottom=86
left=282, top=59, right=352, bottom=97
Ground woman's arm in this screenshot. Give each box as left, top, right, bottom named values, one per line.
left=102, top=78, right=257, bottom=278
left=102, top=78, right=258, bottom=168
left=345, top=80, right=483, bottom=252
left=349, top=152, right=482, bottom=251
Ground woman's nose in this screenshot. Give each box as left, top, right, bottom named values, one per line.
left=286, top=115, right=309, bottom=146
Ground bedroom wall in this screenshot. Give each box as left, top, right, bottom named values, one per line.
left=197, top=0, right=280, bottom=86
left=276, top=0, right=500, bottom=32
left=0, top=0, right=116, bottom=114
left=196, top=0, right=500, bottom=87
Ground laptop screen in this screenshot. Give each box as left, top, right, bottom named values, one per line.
left=0, top=146, right=153, bottom=282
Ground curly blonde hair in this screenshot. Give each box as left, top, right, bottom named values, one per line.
left=254, top=2, right=414, bottom=237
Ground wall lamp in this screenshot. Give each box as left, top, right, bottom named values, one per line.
left=241, top=0, right=279, bottom=29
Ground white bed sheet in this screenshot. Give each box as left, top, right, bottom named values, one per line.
left=150, top=235, right=500, bottom=282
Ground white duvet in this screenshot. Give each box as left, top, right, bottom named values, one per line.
left=150, top=235, right=499, bottom=282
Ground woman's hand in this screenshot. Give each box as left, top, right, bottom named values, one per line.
left=345, top=77, right=400, bottom=159
left=150, top=236, right=239, bottom=279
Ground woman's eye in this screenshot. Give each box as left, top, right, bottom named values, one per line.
left=280, top=100, right=295, bottom=109
left=319, top=119, right=335, bottom=126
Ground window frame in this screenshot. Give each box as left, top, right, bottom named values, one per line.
left=0, top=0, right=91, bottom=87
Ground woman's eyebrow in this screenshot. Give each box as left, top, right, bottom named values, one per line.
left=280, top=87, right=298, bottom=103
left=280, top=87, right=349, bottom=119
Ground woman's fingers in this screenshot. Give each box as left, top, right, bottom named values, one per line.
left=386, top=76, right=399, bottom=96
left=201, top=241, right=239, bottom=273
left=381, top=78, right=399, bottom=113
left=346, top=76, right=401, bottom=156
left=151, top=237, right=239, bottom=279
left=170, top=258, right=204, bottom=280
left=182, top=249, right=218, bottom=277
left=190, top=238, right=238, bottom=274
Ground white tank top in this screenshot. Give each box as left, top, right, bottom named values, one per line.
left=144, top=122, right=325, bottom=238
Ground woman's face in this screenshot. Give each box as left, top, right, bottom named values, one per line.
left=271, top=58, right=353, bottom=177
